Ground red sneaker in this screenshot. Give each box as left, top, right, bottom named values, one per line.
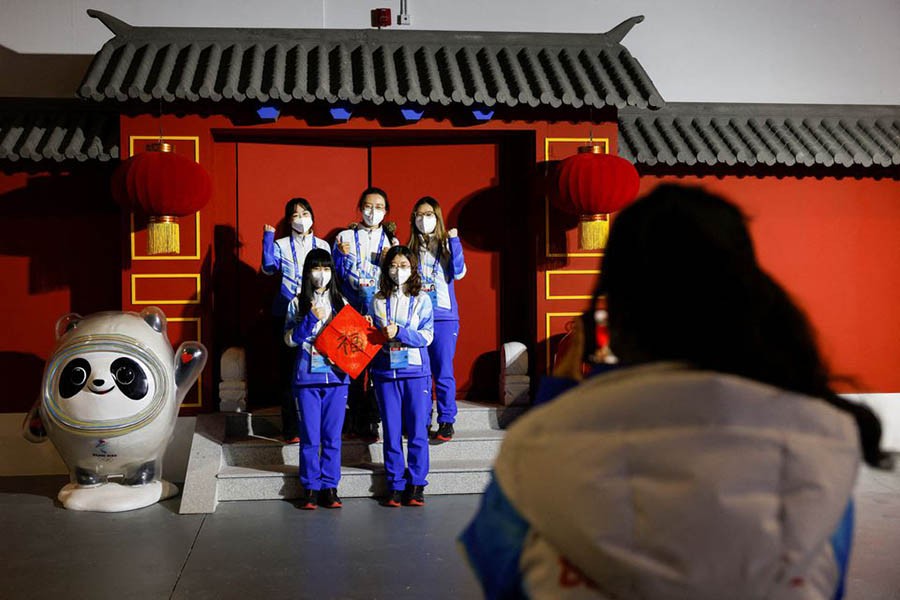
left=434, top=423, right=454, bottom=443
left=403, top=485, right=425, bottom=506
left=382, top=490, right=402, bottom=507
left=318, top=488, right=343, bottom=509
left=297, top=489, right=317, bottom=510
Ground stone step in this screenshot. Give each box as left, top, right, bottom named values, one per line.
left=224, top=400, right=525, bottom=439
left=216, top=459, right=493, bottom=501
left=182, top=402, right=523, bottom=513
left=222, top=429, right=504, bottom=467
left=368, top=431, right=504, bottom=463
left=436, top=401, right=527, bottom=430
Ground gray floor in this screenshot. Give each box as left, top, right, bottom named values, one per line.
left=1, top=466, right=899, bottom=600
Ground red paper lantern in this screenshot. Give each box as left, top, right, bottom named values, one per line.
left=554, top=146, right=640, bottom=250
left=112, top=142, right=212, bottom=255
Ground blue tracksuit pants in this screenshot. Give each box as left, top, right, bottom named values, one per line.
left=373, top=376, right=432, bottom=490
left=295, top=384, right=349, bottom=490
left=429, top=320, right=459, bottom=424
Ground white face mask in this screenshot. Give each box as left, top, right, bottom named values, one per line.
left=390, top=267, right=411, bottom=286
left=415, top=215, right=437, bottom=234
left=292, top=216, right=313, bottom=234
left=310, top=270, right=331, bottom=290
left=362, top=208, right=385, bottom=227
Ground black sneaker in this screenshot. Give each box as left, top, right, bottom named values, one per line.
left=297, top=489, right=317, bottom=510
left=382, top=490, right=402, bottom=507
left=403, top=485, right=425, bottom=507
left=318, top=487, right=342, bottom=509
left=434, top=422, right=454, bottom=443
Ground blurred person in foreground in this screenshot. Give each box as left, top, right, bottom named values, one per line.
left=460, top=184, right=890, bottom=600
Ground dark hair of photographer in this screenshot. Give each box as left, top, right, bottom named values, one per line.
left=594, top=184, right=889, bottom=469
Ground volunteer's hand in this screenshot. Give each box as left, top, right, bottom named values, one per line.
left=383, top=324, right=399, bottom=339
left=264, top=224, right=275, bottom=233
left=448, top=228, right=458, bottom=238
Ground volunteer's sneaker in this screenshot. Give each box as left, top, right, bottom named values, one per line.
left=403, top=485, right=425, bottom=506
left=434, top=422, right=454, bottom=442
left=382, top=490, right=402, bottom=507
left=318, top=487, right=342, bottom=509
left=297, top=489, right=317, bottom=510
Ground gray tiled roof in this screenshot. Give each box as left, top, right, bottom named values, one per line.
left=78, top=10, right=664, bottom=110
left=619, top=103, right=900, bottom=169
left=0, top=107, right=119, bottom=163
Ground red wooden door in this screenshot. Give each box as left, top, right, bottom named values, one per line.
left=222, top=138, right=530, bottom=407
left=371, top=144, right=501, bottom=400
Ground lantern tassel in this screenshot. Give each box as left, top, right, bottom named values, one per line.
left=147, top=216, right=180, bottom=255
left=579, top=214, right=609, bottom=250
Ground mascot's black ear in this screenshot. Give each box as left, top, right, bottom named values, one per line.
left=141, top=307, right=167, bottom=334
left=55, top=313, right=83, bottom=339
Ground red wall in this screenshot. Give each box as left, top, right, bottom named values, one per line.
left=7, top=106, right=895, bottom=417
left=638, top=175, right=900, bottom=392
left=0, top=165, right=122, bottom=412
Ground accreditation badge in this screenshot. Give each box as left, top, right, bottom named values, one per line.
left=358, top=278, right=377, bottom=308
left=421, top=282, right=438, bottom=309
left=388, top=342, right=409, bottom=369
left=309, top=347, right=331, bottom=374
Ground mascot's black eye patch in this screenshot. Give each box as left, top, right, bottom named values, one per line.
left=111, top=357, right=148, bottom=400
left=60, top=358, right=91, bottom=399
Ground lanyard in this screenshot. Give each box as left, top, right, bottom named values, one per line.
left=354, top=228, right=386, bottom=280
left=419, top=246, right=442, bottom=283
left=289, top=234, right=310, bottom=279
left=386, top=294, right=416, bottom=327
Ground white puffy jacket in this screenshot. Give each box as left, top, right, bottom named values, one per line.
left=465, top=363, right=860, bottom=600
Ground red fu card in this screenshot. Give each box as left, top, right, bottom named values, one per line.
left=313, top=305, right=386, bottom=378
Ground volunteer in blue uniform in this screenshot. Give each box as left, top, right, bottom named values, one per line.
left=262, top=197, right=331, bottom=443
left=369, top=246, right=434, bottom=507
left=284, top=248, right=348, bottom=510
left=333, top=187, right=398, bottom=441
left=408, top=197, right=466, bottom=442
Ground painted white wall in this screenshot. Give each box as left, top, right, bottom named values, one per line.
left=1, top=0, right=898, bottom=104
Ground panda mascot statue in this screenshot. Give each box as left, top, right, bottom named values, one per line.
left=23, top=307, right=206, bottom=512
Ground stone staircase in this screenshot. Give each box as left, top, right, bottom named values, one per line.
left=179, top=400, right=525, bottom=513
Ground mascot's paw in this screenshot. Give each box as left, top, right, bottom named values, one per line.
left=22, top=403, right=47, bottom=443
left=58, top=480, right=179, bottom=512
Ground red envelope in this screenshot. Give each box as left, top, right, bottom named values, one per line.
left=314, top=305, right=386, bottom=378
